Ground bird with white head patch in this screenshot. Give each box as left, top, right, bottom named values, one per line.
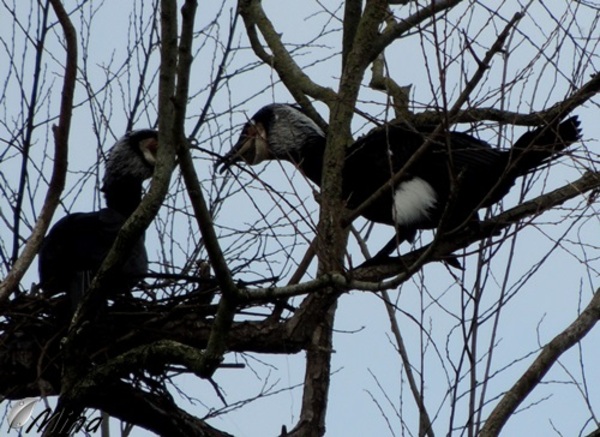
left=219, top=103, right=581, bottom=266
left=39, top=129, right=158, bottom=308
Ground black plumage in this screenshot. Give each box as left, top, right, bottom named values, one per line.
left=39, top=129, right=158, bottom=305
left=218, top=104, right=581, bottom=260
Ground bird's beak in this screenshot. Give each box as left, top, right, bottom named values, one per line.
left=217, top=122, right=269, bottom=173
left=217, top=135, right=255, bottom=174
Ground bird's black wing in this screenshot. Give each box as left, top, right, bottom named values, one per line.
left=39, top=209, right=147, bottom=298
left=423, top=131, right=512, bottom=225
left=342, top=126, right=427, bottom=224
left=342, top=126, right=505, bottom=224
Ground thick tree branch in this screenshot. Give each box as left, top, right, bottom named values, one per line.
left=372, top=0, right=465, bottom=64
left=172, top=0, right=241, bottom=378
left=237, top=0, right=335, bottom=128
left=286, top=4, right=397, bottom=435
left=85, top=380, right=233, bottom=437
left=416, top=72, right=600, bottom=126
left=81, top=340, right=209, bottom=381
left=342, top=0, right=362, bottom=68
left=480, top=288, right=600, bottom=437
left=66, top=0, right=178, bottom=337
left=370, top=54, right=412, bottom=120
left=0, top=0, right=76, bottom=303
left=57, top=0, right=180, bottom=422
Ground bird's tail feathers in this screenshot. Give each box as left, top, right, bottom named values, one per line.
left=508, top=116, right=581, bottom=175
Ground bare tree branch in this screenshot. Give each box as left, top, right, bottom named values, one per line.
left=481, top=287, right=600, bottom=437
left=238, top=0, right=334, bottom=128
left=0, top=0, right=76, bottom=302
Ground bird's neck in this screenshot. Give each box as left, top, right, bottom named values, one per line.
left=103, top=176, right=143, bottom=216
left=287, top=136, right=326, bottom=186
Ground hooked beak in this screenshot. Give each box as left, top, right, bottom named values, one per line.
left=216, top=135, right=256, bottom=174
left=216, top=121, right=269, bottom=173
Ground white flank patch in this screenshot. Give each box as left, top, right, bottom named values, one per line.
left=392, top=177, right=437, bottom=226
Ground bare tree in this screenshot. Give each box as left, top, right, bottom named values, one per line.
left=1, top=1, right=599, bottom=436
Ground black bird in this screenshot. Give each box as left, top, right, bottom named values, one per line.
left=38, top=129, right=158, bottom=307
left=218, top=103, right=581, bottom=261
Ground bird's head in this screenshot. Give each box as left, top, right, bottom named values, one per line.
left=217, top=103, right=325, bottom=173
left=102, top=129, right=159, bottom=191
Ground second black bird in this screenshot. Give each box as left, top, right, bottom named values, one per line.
left=39, top=129, right=158, bottom=307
